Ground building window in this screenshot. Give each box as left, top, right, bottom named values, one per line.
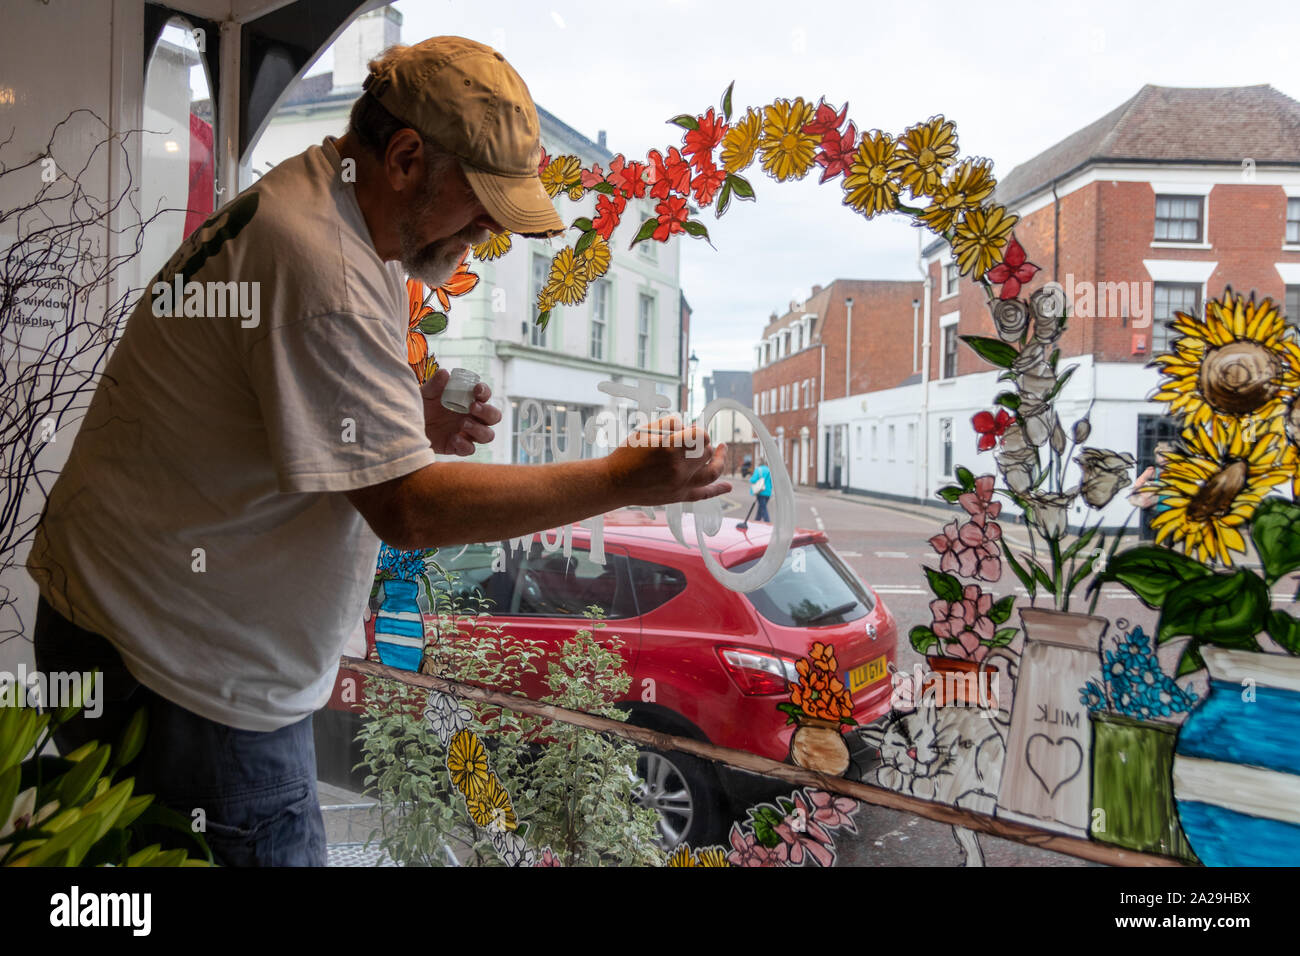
left=530, top=254, right=549, bottom=347
left=870, top=424, right=878, bottom=459
left=810, top=376, right=816, bottom=401
left=855, top=425, right=862, bottom=454
left=944, top=261, right=960, bottom=296
left=637, top=294, right=654, bottom=368
left=791, top=383, right=798, bottom=411
left=770, top=387, right=776, bottom=412
left=940, top=417, right=953, bottom=477
left=1288, top=285, right=1300, bottom=324
left=942, top=323, right=958, bottom=378
left=802, top=380, right=810, bottom=406
left=1152, top=282, right=1201, bottom=353
left=589, top=280, right=608, bottom=361
left=906, top=422, right=916, bottom=461
left=887, top=424, right=896, bottom=461
left=1154, top=194, right=1204, bottom=243
left=1289, top=198, right=1300, bottom=245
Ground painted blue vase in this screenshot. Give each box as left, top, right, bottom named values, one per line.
left=373, top=578, right=425, bottom=672
left=1172, top=647, right=1300, bottom=866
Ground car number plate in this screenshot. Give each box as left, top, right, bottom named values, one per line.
left=848, top=655, right=887, bottom=694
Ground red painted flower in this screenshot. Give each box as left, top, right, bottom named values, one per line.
left=606, top=154, right=648, bottom=199
left=593, top=191, right=627, bottom=240
left=691, top=160, right=727, bottom=206
left=972, top=408, right=1013, bottom=451
left=652, top=195, right=689, bottom=241
left=537, top=147, right=550, bottom=176
left=580, top=163, right=605, bottom=188
left=814, top=120, right=857, bottom=184
left=683, top=108, right=728, bottom=172
left=647, top=147, right=692, bottom=200
left=985, top=236, right=1040, bottom=299
left=804, top=99, right=849, bottom=138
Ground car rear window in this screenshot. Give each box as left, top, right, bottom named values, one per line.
left=733, top=542, right=874, bottom=628
left=627, top=558, right=688, bottom=614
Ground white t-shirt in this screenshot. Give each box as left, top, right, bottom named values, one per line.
left=27, top=137, right=437, bottom=732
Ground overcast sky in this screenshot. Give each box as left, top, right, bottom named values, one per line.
left=368, top=0, right=1300, bottom=396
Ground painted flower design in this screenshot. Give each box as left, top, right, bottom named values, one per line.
left=541, top=246, right=589, bottom=307
left=690, top=161, right=727, bottom=206
left=592, top=192, right=627, bottom=240
left=929, top=584, right=995, bottom=661
left=789, top=642, right=854, bottom=722
left=720, top=108, right=762, bottom=173
left=758, top=97, right=818, bottom=182
left=534, top=847, right=561, bottom=867
left=895, top=116, right=958, bottom=198
left=727, top=824, right=777, bottom=867
left=986, top=235, right=1040, bottom=299
left=972, top=408, right=1014, bottom=451
left=682, top=107, right=728, bottom=172
left=471, top=230, right=512, bottom=261
left=813, top=119, right=858, bottom=184
left=806, top=790, right=858, bottom=833
left=578, top=236, right=612, bottom=281
left=606, top=154, right=648, bottom=198
left=1075, top=447, right=1136, bottom=508
left=842, top=130, right=903, bottom=218
left=466, top=773, right=517, bottom=832
left=539, top=154, right=581, bottom=197
left=929, top=516, right=1002, bottom=581
left=653, top=195, right=689, bottom=241
left=772, top=793, right=835, bottom=867
left=447, top=729, right=490, bottom=799
left=647, top=146, right=692, bottom=200
left=952, top=203, right=1018, bottom=278
left=917, top=158, right=996, bottom=232
left=423, top=691, right=471, bottom=745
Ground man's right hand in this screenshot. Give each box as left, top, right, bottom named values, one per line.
left=604, top=415, right=731, bottom=506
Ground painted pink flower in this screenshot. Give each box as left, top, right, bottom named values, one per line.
left=580, top=163, right=605, bottom=189
left=727, top=824, right=777, bottom=867
left=959, top=474, right=1003, bottom=523
left=929, top=584, right=995, bottom=662
left=772, top=794, right=835, bottom=867
left=806, top=790, right=858, bottom=833
left=929, top=518, right=1001, bottom=581
left=534, top=847, right=561, bottom=867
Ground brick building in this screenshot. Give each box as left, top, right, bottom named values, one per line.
left=752, top=279, right=923, bottom=485
left=821, top=84, right=1300, bottom=525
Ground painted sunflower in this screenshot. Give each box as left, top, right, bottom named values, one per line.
left=895, top=116, right=958, bottom=198
left=543, top=246, right=589, bottom=306
left=540, top=154, right=581, bottom=198
left=666, top=845, right=696, bottom=867
left=578, top=236, right=612, bottom=281
left=842, top=130, right=903, bottom=219
left=951, top=203, right=1018, bottom=278
left=466, top=774, right=517, bottom=832
left=1151, top=289, right=1300, bottom=431
left=720, top=108, right=761, bottom=173
left=917, top=158, right=997, bottom=232
left=447, top=729, right=489, bottom=799
left=758, top=98, right=818, bottom=182
left=472, top=230, right=513, bottom=261
left=693, top=847, right=729, bottom=867
left=1148, top=418, right=1294, bottom=566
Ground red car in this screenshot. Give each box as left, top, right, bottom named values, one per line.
left=321, top=509, right=898, bottom=849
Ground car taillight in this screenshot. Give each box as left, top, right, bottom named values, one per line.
left=718, top=648, right=800, bottom=696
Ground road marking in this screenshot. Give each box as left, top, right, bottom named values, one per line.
left=837, top=550, right=863, bottom=557
left=872, top=586, right=926, bottom=595
left=809, top=506, right=819, bottom=516
left=815, top=517, right=825, bottom=530
left=873, top=551, right=909, bottom=559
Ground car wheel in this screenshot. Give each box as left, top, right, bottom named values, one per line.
left=634, top=748, right=723, bottom=852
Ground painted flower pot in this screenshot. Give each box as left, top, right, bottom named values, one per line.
left=924, top=655, right=999, bottom=709
left=1089, top=712, right=1196, bottom=861
left=790, top=718, right=850, bottom=776
left=1172, top=647, right=1300, bottom=866
left=373, top=578, right=425, bottom=672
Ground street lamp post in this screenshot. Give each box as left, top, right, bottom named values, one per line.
left=688, top=351, right=699, bottom=419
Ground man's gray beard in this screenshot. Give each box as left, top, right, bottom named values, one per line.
left=397, top=180, right=490, bottom=287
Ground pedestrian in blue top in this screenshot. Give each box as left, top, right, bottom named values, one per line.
left=750, top=456, right=772, bottom=523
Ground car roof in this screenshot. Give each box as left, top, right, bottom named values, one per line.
left=590, top=507, right=823, bottom=565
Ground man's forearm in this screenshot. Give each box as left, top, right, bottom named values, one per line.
left=359, top=457, right=623, bottom=549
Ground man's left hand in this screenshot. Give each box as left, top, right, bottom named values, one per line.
left=421, top=368, right=502, bottom=456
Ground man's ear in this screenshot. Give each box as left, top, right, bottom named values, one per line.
left=383, top=128, right=426, bottom=192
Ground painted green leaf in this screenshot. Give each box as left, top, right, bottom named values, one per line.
left=720, top=81, right=734, bottom=121
left=1157, top=570, right=1269, bottom=647
left=1250, top=499, right=1300, bottom=585
left=574, top=229, right=597, bottom=256
left=682, top=220, right=709, bottom=239
left=630, top=217, right=658, bottom=247
left=988, top=627, right=1018, bottom=647
left=1097, top=546, right=1211, bottom=607
left=1003, top=546, right=1035, bottom=596
left=536, top=310, right=551, bottom=332
left=417, top=312, right=448, bottom=336
left=923, top=566, right=963, bottom=603
left=571, top=216, right=593, bottom=233
left=715, top=181, right=733, bottom=218
left=936, top=485, right=964, bottom=503
left=910, top=625, right=939, bottom=654
left=669, top=114, right=699, bottom=131
left=1061, top=524, right=1100, bottom=562
left=994, top=391, right=1021, bottom=410
left=954, top=465, right=976, bottom=492
left=959, top=335, right=1018, bottom=368
left=989, top=594, right=1016, bottom=625
left=1267, top=609, right=1300, bottom=654
left=591, top=181, right=615, bottom=195
left=727, top=173, right=756, bottom=200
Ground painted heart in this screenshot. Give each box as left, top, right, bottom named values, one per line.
left=1025, top=734, right=1084, bottom=798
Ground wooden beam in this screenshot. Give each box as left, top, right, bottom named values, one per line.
left=340, top=656, right=1189, bottom=868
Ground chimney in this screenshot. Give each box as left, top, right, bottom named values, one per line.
left=332, top=6, right=403, bottom=91
left=811, top=284, right=823, bottom=297
left=597, top=130, right=607, bottom=148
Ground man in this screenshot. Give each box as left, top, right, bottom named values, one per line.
left=27, top=36, right=727, bottom=866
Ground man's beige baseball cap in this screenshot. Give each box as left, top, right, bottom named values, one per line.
left=362, top=36, right=564, bottom=238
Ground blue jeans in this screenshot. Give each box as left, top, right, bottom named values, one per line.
left=33, top=597, right=327, bottom=866
left=755, top=495, right=771, bottom=522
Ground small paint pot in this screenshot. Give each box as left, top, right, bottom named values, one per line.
left=440, top=367, right=480, bottom=414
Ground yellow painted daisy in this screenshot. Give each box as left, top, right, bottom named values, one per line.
left=447, top=729, right=489, bottom=799
left=540, top=154, right=581, bottom=198
left=758, top=98, right=818, bottom=182
left=466, top=774, right=517, bottom=832
left=720, top=108, right=761, bottom=173
left=567, top=183, right=585, bottom=201
left=842, top=130, right=903, bottom=219
left=666, top=845, right=696, bottom=867
left=951, top=203, right=1018, bottom=278
left=917, top=159, right=997, bottom=232
left=578, top=236, right=612, bottom=281
left=544, top=246, right=589, bottom=306
left=693, top=847, right=728, bottom=866
left=472, top=231, right=513, bottom=261
left=895, top=116, right=959, bottom=198
left=1149, top=418, right=1293, bottom=566
left=1151, top=290, right=1300, bottom=431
